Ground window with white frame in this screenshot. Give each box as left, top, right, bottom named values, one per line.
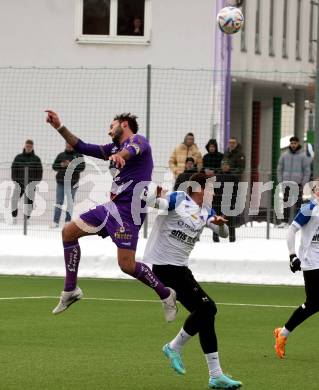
left=75, top=0, right=151, bottom=44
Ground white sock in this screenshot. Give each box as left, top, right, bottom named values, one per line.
left=205, top=352, right=223, bottom=378
left=280, top=326, right=290, bottom=337
left=169, top=328, right=192, bottom=352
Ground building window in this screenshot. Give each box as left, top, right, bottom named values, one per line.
left=296, top=0, right=302, bottom=60
left=309, top=0, right=316, bottom=62
left=75, top=0, right=151, bottom=44
left=255, top=0, right=261, bottom=54
left=269, top=0, right=275, bottom=56
left=282, top=0, right=288, bottom=58
left=240, top=1, right=247, bottom=52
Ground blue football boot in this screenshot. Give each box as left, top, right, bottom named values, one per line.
left=162, top=343, right=186, bottom=375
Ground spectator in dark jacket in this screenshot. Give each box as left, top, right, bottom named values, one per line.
left=203, top=139, right=223, bottom=174
left=213, top=161, right=239, bottom=242
left=222, top=137, right=245, bottom=176
left=11, top=139, right=43, bottom=223
left=51, top=143, right=85, bottom=227
left=173, top=157, right=198, bottom=191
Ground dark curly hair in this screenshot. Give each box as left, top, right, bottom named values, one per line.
left=114, top=113, right=139, bottom=134
left=187, top=172, right=210, bottom=195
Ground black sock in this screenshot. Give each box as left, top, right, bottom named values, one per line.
left=285, top=303, right=319, bottom=332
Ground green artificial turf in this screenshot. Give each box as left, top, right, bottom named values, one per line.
left=0, top=276, right=318, bottom=390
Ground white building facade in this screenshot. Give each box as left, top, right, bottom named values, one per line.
left=0, top=0, right=316, bottom=189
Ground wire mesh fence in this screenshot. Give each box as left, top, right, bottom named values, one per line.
left=0, top=66, right=314, bottom=240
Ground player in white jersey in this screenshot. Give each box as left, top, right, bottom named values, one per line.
left=274, top=181, right=319, bottom=359
left=142, top=173, right=242, bottom=389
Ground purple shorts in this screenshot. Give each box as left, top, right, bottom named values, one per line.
left=80, top=203, right=141, bottom=250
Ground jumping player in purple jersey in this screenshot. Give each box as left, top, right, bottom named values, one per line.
left=45, top=110, right=177, bottom=320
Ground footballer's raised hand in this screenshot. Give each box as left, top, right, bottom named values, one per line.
left=45, top=110, right=62, bottom=129
left=211, top=215, right=228, bottom=226
left=109, top=153, right=126, bottom=169
left=45, top=110, right=79, bottom=146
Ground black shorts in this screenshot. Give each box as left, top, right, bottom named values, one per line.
left=152, top=264, right=215, bottom=313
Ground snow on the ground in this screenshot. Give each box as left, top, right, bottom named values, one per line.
left=0, top=229, right=304, bottom=286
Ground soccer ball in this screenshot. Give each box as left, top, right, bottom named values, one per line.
left=217, top=6, right=244, bottom=35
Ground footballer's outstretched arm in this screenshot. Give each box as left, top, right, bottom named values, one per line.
left=45, top=110, right=79, bottom=146
left=46, top=110, right=112, bottom=160
left=207, top=215, right=229, bottom=238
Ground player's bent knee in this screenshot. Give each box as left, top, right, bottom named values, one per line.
left=62, top=225, right=70, bottom=242
left=118, top=249, right=136, bottom=275
left=206, top=300, right=217, bottom=316
left=118, top=261, right=135, bottom=275
left=118, top=257, right=136, bottom=275
left=62, top=222, right=79, bottom=242
left=198, top=300, right=217, bottom=318
left=304, top=300, right=319, bottom=314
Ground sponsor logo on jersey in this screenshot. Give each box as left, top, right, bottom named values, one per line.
left=177, top=220, right=202, bottom=233
left=312, top=233, right=319, bottom=242
left=114, top=225, right=132, bottom=240
left=170, top=229, right=198, bottom=245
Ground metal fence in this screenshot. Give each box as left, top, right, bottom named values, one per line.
left=0, top=66, right=314, bottom=240
left=0, top=162, right=296, bottom=241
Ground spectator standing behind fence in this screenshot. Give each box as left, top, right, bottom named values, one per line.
left=222, top=137, right=245, bottom=176
left=11, top=139, right=43, bottom=224
left=173, top=157, right=198, bottom=191
left=203, top=139, right=223, bottom=175
left=169, top=133, right=202, bottom=178
left=51, top=143, right=86, bottom=228
left=277, top=136, right=312, bottom=228
left=213, top=161, right=239, bottom=242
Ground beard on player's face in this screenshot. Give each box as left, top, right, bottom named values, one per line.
left=110, top=124, right=124, bottom=144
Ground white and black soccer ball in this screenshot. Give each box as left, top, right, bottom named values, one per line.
left=217, top=6, right=244, bottom=35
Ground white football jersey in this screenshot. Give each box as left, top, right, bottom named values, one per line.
left=292, top=199, right=319, bottom=270
left=143, top=191, right=216, bottom=266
